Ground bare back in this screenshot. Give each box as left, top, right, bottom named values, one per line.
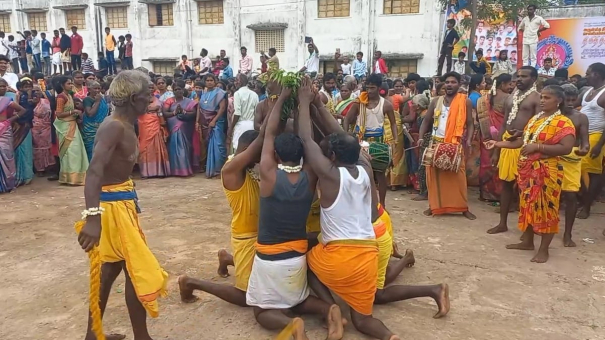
left=94, top=116, right=139, bottom=186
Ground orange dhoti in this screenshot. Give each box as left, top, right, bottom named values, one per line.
left=426, top=162, right=468, bottom=215
left=307, top=240, right=378, bottom=315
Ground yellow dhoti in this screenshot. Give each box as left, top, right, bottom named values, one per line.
left=231, top=233, right=257, bottom=291
left=306, top=199, right=321, bottom=233
left=498, top=131, right=521, bottom=182
left=581, top=132, right=605, bottom=187
left=75, top=179, right=168, bottom=318
left=373, top=219, right=392, bottom=290
left=561, top=148, right=581, bottom=192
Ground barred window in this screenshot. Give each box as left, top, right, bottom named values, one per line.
left=27, top=12, right=47, bottom=31
left=154, top=61, right=176, bottom=75
left=387, top=59, right=418, bottom=78
left=148, top=4, right=173, bottom=27
left=0, top=14, right=11, bottom=33
left=65, top=9, right=86, bottom=30
left=383, top=0, right=420, bottom=15
left=106, top=6, right=128, bottom=29
left=198, top=0, right=223, bottom=25
left=318, top=0, right=350, bottom=18
left=254, top=30, right=285, bottom=53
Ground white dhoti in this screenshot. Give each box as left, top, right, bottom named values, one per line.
left=52, top=52, right=62, bottom=66
left=246, top=254, right=310, bottom=309
left=232, top=119, right=255, bottom=152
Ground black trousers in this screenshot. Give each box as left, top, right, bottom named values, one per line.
left=437, top=46, right=453, bottom=76
left=71, top=54, right=82, bottom=71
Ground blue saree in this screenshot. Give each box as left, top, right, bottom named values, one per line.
left=199, top=88, right=227, bottom=178
left=82, top=97, right=110, bottom=162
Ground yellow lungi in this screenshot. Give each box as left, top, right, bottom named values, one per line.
left=498, top=131, right=521, bottom=182
left=306, top=199, right=321, bottom=233
left=231, top=233, right=257, bottom=291
left=581, top=132, right=605, bottom=186
left=373, top=219, right=392, bottom=290
left=561, top=147, right=581, bottom=192
left=75, top=179, right=168, bottom=318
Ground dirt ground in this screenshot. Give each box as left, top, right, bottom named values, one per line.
left=2, top=176, right=605, bottom=340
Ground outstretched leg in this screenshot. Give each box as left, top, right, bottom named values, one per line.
left=178, top=275, right=248, bottom=307
left=563, top=191, right=577, bottom=247
left=488, top=180, right=514, bottom=234
left=350, top=309, right=397, bottom=340
left=374, top=283, right=450, bottom=318
left=123, top=264, right=153, bottom=340
left=84, top=262, right=126, bottom=340
left=217, top=249, right=233, bottom=277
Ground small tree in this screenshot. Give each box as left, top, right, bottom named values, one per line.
left=438, top=0, right=552, bottom=73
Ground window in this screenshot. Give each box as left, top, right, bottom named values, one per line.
left=383, top=0, right=420, bottom=15
left=0, top=14, right=10, bottom=33
left=65, top=9, right=86, bottom=30
left=106, top=6, right=128, bottom=29
left=254, top=30, right=285, bottom=53
left=198, top=0, right=223, bottom=25
left=27, top=12, right=47, bottom=31
left=319, top=61, right=339, bottom=75
left=318, top=0, right=350, bottom=18
left=387, top=59, right=418, bottom=78
left=153, top=61, right=176, bottom=75
left=148, top=4, right=173, bottom=27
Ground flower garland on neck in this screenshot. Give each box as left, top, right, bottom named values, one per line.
left=507, top=83, right=537, bottom=125
left=278, top=164, right=302, bottom=173
left=227, top=155, right=260, bottom=182
left=523, top=110, right=562, bottom=146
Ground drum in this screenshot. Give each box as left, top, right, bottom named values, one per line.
left=421, top=144, right=435, bottom=167
left=432, top=142, right=463, bottom=172
left=369, top=142, right=391, bottom=172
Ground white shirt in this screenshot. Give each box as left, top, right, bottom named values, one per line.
left=493, top=60, right=514, bottom=75
left=234, top=86, right=259, bottom=122
left=375, top=60, right=382, bottom=74
left=454, top=61, right=465, bottom=74
left=1, top=72, right=19, bottom=88
left=581, top=87, right=605, bottom=133
left=341, top=63, right=351, bottom=75
left=320, top=166, right=375, bottom=243
left=199, top=56, right=213, bottom=75
left=30, top=36, right=41, bottom=54
left=0, top=38, right=7, bottom=56
left=537, top=67, right=557, bottom=77
left=305, top=52, right=319, bottom=73
left=435, top=104, right=450, bottom=138
left=519, top=15, right=550, bottom=44
left=7, top=41, right=18, bottom=60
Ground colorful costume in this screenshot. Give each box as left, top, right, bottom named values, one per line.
left=138, top=97, right=170, bottom=178
left=517, top=113, right=575, bottom=234
left=427, top=94, right=469, bottom=215
left=0, top=97, right=16, bottom=193
left=31, top=98, right=55, bottom=172
left=164, top=97, right=197, bottom=177
left=374, top=205, right=394, bottom=290
left=82, top=96, right=110, bottom=162
left=477, top=95, right=504, bottom=201
left=386, top=104, right=408, bottom=187
left=13, top=92, right=34, bottom=186
left=54, top=93, right=89, bottom=185
left=355, top=93, right=392, bottom=172
left=200, top=88, right=227, bottom=178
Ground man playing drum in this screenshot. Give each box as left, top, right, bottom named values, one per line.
left=344, top=74, right=397, bottom=207
left=417, top=72, right=476, bottom=220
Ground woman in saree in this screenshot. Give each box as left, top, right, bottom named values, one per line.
left=386, top=79, right=408, bottom=190
left=53, top=76, right=89, bottom=185
left=197, top=74, right=227, bottom=178
left=334, top=83, right=354, bottom=122
left=154, top=77, right=174, bottom=104
left=410, top=92, right=432, bottom=201
left=72, top=71, right=88, bottom=101
left=31, top=86, right=55, bottom=176
left=465, top=74, right=486, bottom=187
left=485, top=85, right=575, bottom=263
left=82, top=81, right=110, bottom=162
left=476, top=74, right=513, bottom=202
left=162, top=80, right=198, bottom=177
left=13, top=78, right=36, bottom=186
left=139, top=83, right=170, bottom=178
left=0, top=78, right=26, bottom=193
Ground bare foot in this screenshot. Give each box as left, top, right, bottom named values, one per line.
left=577, top=208, right=590, bottom=219
left=506, top=242, right=534, bottom=250
left=563, top=234, right=576, bottom=247
left=403, top=249, right=415, bottom=268
left=326, top=305, right=344, bottom=340
left=217, top=249, right=230, bottom=278
left=392, top=243, right=404, bottom=259
left=292, top=318, right=309, bottom=340
left=178, top=275, right=199, bottom=303
left=530, top=250, right=549, bottom=263
left=433, top=283, right=450, bottom=318
left=487, top=224, right=508, bottom=234
left=411, top=194, right=428, bottom=201
left=423, top=208, right=433, bottom=216
left=462, top=211, right=476, bottom=220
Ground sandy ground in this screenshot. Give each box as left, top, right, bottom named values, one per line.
left=1, top=176, right=605, bottom=340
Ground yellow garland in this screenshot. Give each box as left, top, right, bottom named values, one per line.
left=75, top=220, right=106, bottom=340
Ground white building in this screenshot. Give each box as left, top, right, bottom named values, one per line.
left=0, top=0, right=444, bottom=78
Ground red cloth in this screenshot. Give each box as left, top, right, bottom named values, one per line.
left=70, top=34, right=83, bottom=55
left=373, top=58, right=388, bottom=74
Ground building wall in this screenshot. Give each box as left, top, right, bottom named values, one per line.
left=1, top=0, right=441, bottom=76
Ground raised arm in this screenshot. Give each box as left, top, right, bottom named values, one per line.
left=78, top=120, right=124, bottom=252
left=260, top=87, right=290, bottom=181
left=84, top=95, right=102, bottom=117
left=312, top=91, right=342, bottom=135
left=253, top=101, right=264, bottom=131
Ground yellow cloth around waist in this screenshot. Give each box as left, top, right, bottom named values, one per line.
left=307, top=241, right=378, bottom=315
left=231, top=234, right=257, bottom=291
left=74, top=179, right=168, bottom=318
left=306, top=198, right=321, bottom=233
left=377, top=204, right=393, bottom=238
left=562, top=147, right=581, bottom=192
left=581, top=133, right=605, bottom=185
left=222, top=169, right=260, bottom=236
left=375, top=229, right=392, bottom=290
left=498, top=131, right=521, bottom=182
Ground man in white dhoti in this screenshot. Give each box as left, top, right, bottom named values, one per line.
left=228, top=73, right=258, bottom=154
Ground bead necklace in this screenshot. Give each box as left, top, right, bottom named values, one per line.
left=507, top=84, right=537, bottom=126
left=278, top=164, right=302, bottom=173
left=523, top=110, right=562, bottom=146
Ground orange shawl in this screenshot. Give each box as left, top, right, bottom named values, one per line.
left=442, top=93, right=467, bottom=145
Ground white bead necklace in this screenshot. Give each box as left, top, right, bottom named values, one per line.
left=522, top=110, right=562, bottom=146
left=278, top=164, right=303, bottom=173
left=507, top=83, right=537, bottom=126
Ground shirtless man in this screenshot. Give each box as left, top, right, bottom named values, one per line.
left=487, top=66, right=540, bottom=234
left=253, top=78, right=281, bottom=130
left=318, top=72, right=341, bottom=115
left=560, top=84, right=589, bottom=247
left=77, top=71, right=168, bottom=340
left=576, top=63, right=605, bottom=220
left=298, top=77, right=400, bottom=340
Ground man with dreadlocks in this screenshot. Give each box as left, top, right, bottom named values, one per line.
left=76, top=71, right=168, bottom=340
left=344, top=73, right=397, bottom=207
